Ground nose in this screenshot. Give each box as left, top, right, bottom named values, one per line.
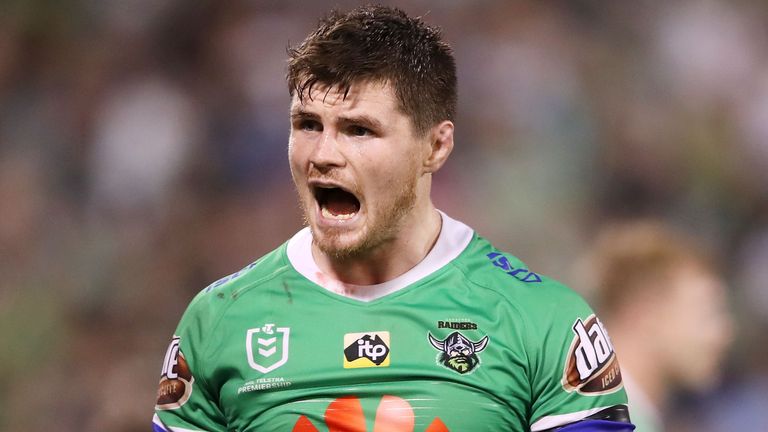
left=309, top=130, right=345, bottom=171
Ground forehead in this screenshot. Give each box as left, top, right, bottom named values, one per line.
left=290, top=80, right=401, bottom=115
left=667, top=264, right=725, bottom=301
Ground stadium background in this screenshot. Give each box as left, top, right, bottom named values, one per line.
left=1, top=0, right=767, bottom=430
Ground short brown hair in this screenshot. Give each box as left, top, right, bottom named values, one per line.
left=287, top=5, right=457, bottom=135
left=590, top=221, right=716, bottom=314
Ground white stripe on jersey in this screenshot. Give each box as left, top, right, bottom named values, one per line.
left=153, top=413, right=208, bottom=432
left=530, top=406, right=613, bottom=431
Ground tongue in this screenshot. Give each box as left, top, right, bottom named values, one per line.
left=324, top=188, right=359, bottom=216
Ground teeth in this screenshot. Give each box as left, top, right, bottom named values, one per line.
left=321, top=207, right=355, bottom=220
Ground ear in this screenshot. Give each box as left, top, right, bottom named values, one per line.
left=422, top=120, right=454, bottom=174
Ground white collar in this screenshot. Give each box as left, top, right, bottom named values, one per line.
left=286, top=210, right=473, bottom=302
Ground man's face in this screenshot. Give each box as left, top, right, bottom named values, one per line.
left=288, top=81, right=428, bottom=259
left=657, top=265, right=733, bottom=391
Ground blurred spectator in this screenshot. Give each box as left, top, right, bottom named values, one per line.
left=586, top=221, right=734, bottom=431
left=88, top=75, right=200, bottom=224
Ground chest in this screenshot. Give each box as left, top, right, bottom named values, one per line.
left=208, top=283, right=531, bottom=431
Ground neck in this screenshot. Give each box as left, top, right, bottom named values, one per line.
left=312, top=201, right=442, bottom=286
left=610, top=319, right=669, bottom=408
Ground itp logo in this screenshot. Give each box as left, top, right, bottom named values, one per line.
left=343, top=331, right=391, bottom=368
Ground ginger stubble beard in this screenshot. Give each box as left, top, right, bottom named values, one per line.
left=296, top=171, right=419, bottom=262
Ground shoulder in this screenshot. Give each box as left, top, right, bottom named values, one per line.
left=202, top=242, right=292, bottom=296
left=165, top=241, right=297, bottom=383
left=447, top=230, right=628, bottom=420
left=449, top=234, right=601, bottom=364
left=178, top=242, right=293, bottom=330
left=451, top=234, right=589, bottom=316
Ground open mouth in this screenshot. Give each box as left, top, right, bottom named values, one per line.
left=313, top=186, right=361, bottom=220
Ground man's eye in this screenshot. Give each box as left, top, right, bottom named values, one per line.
left=299, top=120, right=322, bottom=132
left=348, top=125, right=371, bottom=137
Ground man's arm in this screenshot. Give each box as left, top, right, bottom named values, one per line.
left=153, top=289, right=229, bottom=431
left=542, top=405, right=634, bottom=431
left=519, top=275, right=634, bottom=431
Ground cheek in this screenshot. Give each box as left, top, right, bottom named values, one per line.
left=661, top=304, right=724, bottom=373
left=663, top=307, right=703, bottom=348
left=375, top=154, right=420, bottom=185
left=364, top=166, right=417, bottom=208
left=288, top=142, right=308, bottom=175
left=287, top=138, right=299, bottom=163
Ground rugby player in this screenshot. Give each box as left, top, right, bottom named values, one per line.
left=153, top=5, right=634, bottom=431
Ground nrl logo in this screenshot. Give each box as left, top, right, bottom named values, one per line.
left=246, top=323, right=290, bottom=374
left=428, top=331, right=489, bottom=374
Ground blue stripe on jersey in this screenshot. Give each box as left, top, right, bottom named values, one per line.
left=557, top=420, right=635, bottom=431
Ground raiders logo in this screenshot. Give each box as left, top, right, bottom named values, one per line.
left=562, top=315, right=623, bottom=395
left=428, top=331, right=489, bottom=374
left=156, top=336, right=194, bottom=410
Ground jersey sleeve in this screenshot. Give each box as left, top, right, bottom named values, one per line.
left=557, top=420, right=635, bottom=431
left=153, top=289, right=228, bottom=432
left=524, top=280, right=629, bottom=431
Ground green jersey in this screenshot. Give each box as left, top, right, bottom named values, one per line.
left=153, top=213, right=627, bottom=432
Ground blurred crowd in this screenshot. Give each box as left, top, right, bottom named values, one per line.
left=1, top=0, right=767, bottom=430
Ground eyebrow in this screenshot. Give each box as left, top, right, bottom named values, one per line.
left=290, top=108, right=384, bottom=132
left=337, top=114, right=383, bottom=132
left=290, top=108, right=319, bottom=120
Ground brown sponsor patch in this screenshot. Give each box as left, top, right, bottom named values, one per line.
left=562, top=315, right=623, bottom=395
left=156, top=337, right=194, bottom=410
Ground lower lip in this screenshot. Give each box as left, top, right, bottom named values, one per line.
left=314, top=202, right=362, bottom=227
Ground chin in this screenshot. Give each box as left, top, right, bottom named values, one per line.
left=312, top=227, right=370, bottom=260
left=679, top=362, right=723, bottom=392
